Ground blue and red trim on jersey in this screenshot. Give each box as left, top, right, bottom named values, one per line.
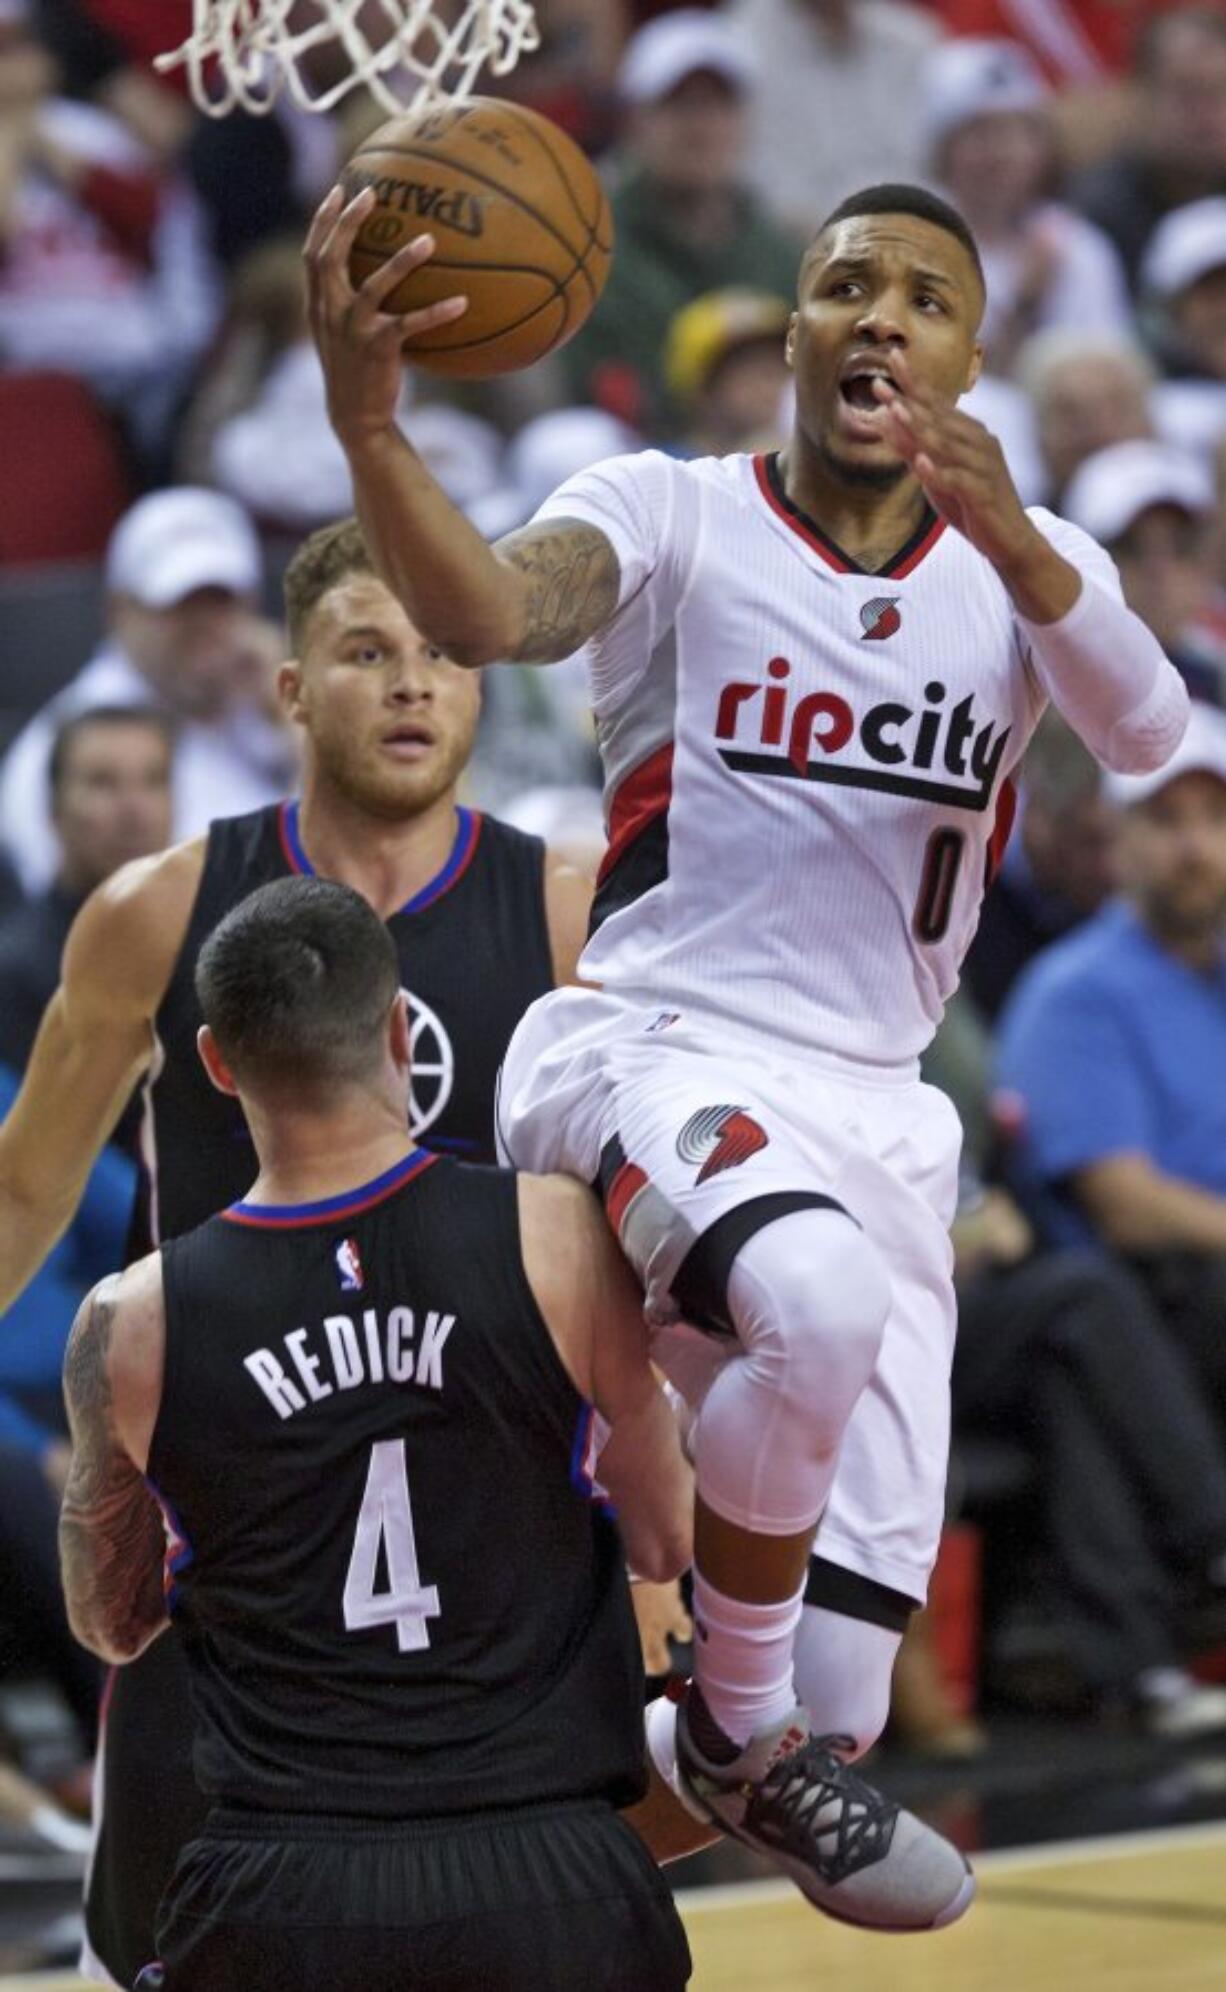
left=144, top=1474, right=194, bottom=1613
left=277, top=801, right=483, bottom=916
left=222, top=1148, right=438, bottom=1230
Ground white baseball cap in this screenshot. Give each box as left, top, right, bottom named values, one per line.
left=1141, top=197, right=1226, bottom=300
left=618, top=8, right=755, bottom=106
left=1105, top=698, right=1226, bottom=806
left=105, top=487, right=262, bottom=609
left=1061, top=439, right=1215, bottom=547
left=922, top=38, right=1047, bottom=149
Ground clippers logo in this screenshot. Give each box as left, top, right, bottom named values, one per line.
left=860, top=596, right=900, bottom=641
left=714, top=656, right=1010, bottom=811
left=677, top=1105, right=769, bottom=1184
left=335, top=1237, right=365, bottom=1293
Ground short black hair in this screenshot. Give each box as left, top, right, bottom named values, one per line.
left=48, top=705, right=172, bottom=800
left=807, top=183, right=985, bottom=295
left=196, top=876, right=401, bottom=1091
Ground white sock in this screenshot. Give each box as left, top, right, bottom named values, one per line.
left=690, top=1570, right=805, bottom=1749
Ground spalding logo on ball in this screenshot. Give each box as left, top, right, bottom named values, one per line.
left=343, top=98, right=613, bottom=379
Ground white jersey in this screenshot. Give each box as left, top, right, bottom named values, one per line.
left=535, top=448, right=1121, bottom=1067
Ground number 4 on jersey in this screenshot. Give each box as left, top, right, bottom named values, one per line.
left=343, top=1439, right=441, bottom=1653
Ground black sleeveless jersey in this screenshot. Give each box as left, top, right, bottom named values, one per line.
left=142, top=802, right=553, bottom=1243
left=147, top=1151, right=645, bottom=1820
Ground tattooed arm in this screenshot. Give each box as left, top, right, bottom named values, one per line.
left=59, top=1261, right=169, bottom=1665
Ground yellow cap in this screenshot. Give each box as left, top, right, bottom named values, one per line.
left=665, top=288, right=792, bottom=403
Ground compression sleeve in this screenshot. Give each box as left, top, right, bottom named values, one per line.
left=1016, top=510, right=1190, bottom=775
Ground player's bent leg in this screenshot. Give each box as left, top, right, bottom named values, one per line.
left=665, top=1205, right=971, bottom=1933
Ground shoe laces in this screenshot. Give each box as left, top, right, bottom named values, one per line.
left=756, top=1731, right=899, bottom=1880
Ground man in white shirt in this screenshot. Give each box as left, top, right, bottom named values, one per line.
left=304, top=175, right=1186, bottom=1934
left=0, top=488, right=297, bottom=894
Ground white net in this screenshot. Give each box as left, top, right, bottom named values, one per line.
left=156, top=0, right=541, bottom=119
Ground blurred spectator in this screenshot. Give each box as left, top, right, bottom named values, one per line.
left=996, top=703, right=1226, bottom=1396
left=1141, top=196, right=1226, bottom=465
left=496, top=0, right=631, bottom=153
left=560, top=8, right=799, bottom=435
left=0, top=701, right=164, bottom=1770
left=933, top=0, right=1182, bottom=82
left=951, top=1183, right=1226, bottom=1735
left=1073, top=7, right=1226, bottom=290
left=722, top=0, right=943, bottom=229
left=179, top=236, right=504, bottom=531
left=1015, top=328, right=1155, bottom=504
left=0, top=487, right=296, bottom=894
left=1063, top=440, right=1226, bottom=706
left=31, top=0, right=195, bottom=157
left=665, top=286, right=791, bottom=454
left=0, top=705, right=172, bottom=1078
left=0, top=6, right=218, bottom=465
left=963, top=714, right=1118, bottom=1024
left=922, top=39, right=1131, bottom=374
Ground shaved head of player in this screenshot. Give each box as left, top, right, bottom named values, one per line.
left=789, top=188, right=985, bottom=497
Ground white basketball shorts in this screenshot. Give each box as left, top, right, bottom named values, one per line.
left=497, top=987, right=962, bottom=1606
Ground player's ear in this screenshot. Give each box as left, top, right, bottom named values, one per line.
left=388, top=990, right=411, bottom=1076
left=197, top=1024, right=239, bottom=1098
left=965, top=340, right=984, bottom=395
left=278, top=659, right=306, bottom=723
left=786, top=312, right=797, bottom=370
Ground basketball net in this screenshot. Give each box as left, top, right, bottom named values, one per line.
left=156, top=0, right=541, bottom=118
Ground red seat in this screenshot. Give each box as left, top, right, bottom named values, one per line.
left=0, top=372, right=132, bottom=567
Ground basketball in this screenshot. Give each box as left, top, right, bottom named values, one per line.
left=341, top=98, right=613, bottom=379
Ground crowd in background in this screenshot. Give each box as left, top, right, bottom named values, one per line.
left=0, top=0, right=1225, bottom=1813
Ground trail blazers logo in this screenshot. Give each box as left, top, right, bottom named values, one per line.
left=714, top=655, right=1011, bottom=810
left=860, top=597, right=901, bottom=641
left=678, top=1105, right=769, bottom=1184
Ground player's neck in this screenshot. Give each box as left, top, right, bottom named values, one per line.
left=295, top=777, right=461, bottom=921
left=242, top=1091, right=417, bottom=1208
left=777, top=439, right=932, bottom=574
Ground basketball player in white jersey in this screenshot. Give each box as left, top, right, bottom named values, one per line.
left=306, top=178, right=1188, bottom=1930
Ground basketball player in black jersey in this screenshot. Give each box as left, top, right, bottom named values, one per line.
left=60, top=877, right=693, bottom=1992
left=0, top=516, right=631, bottom=1986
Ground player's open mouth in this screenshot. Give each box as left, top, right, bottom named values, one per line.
left=381, top=726, right=435, bottom=759
left=838, top=357, right=897, bottom=411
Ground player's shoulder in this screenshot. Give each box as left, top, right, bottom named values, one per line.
left=63, top=836, right=206, bottom=1000
left=471, top=808, right=545, bottom=866
left=1023, top=504, right=1115, bottom=572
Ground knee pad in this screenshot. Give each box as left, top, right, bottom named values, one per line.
left=727, top=1208, right=891, bottom=1451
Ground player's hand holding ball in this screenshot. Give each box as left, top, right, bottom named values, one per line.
left=304, top=97, right=613, bottom=445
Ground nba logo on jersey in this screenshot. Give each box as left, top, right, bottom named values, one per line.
left=335, top=1237, right=365, bottom=1293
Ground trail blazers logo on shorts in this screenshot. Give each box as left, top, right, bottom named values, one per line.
left=678, top=1105, right=769, bottom=1184
left=335, top=1237, right=365, bottom=1293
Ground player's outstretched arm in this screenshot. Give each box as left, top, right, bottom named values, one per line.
left=305, top=188, right=621, bottom=668
left=519, top=1174, right=693, bottom=1583
left=0, top=841, right=201, bottom=1314
left=59, top=1257, right=169, bottom=1666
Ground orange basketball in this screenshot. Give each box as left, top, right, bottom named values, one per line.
left=342, top=98, right=613, bottom=380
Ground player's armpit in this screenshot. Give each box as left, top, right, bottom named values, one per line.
left=0, top=840, right=203, bottom=1311
left=495, top=517, right=621, bottom=664
left=59, top=1274, right=170, bottom=1666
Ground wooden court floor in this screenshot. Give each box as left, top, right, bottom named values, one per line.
left=5, top=1821, right=1226, bottom=1990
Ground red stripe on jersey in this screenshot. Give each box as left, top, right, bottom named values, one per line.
left=605, top=1160, right=648, bottom=1237
left=986, top=775, right=1018, bottom=886
left=753, top=453, right=851, bottom=573
left=890, top=514, right=948, bottom=578
left=597, top=742, right=675, bottom=887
